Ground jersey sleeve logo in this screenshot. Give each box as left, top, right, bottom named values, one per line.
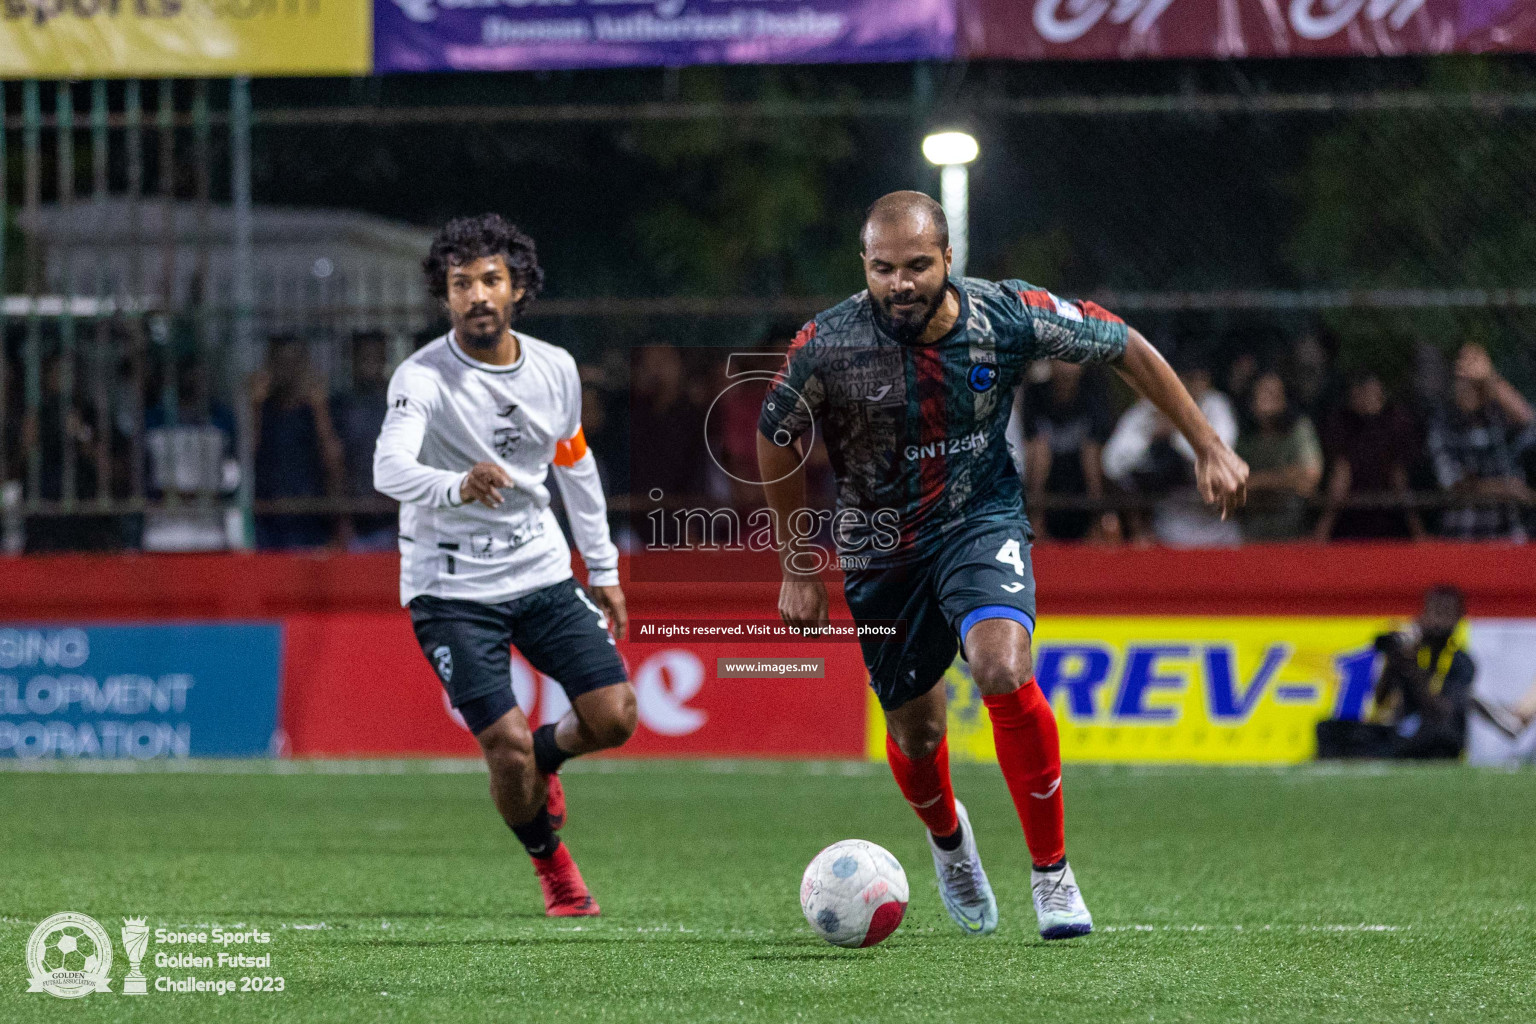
left=1051, top=294, right=1085, bottom=322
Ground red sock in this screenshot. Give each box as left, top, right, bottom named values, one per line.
left=982, top=680, right=1066, bottom=868
left=885, top=733, right=960, bottom=838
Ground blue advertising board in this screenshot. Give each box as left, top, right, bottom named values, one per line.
left=374, top=0, right=957, bottom=73
left=0, top=625, right=282, bottom=759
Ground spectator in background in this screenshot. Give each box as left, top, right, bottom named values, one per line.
left=579, top=350, right=631, bottom=499
left=19, top=352, right=128, bottom=552
left=251, top=334, right=344, bottom=550
left=1023, top=360, right=1115, bottom=542
left=1235, top=370, right=1322, bottom=541
left=1427, top=343, right=1535, bottom=541
left=1287, top=326, right=1338, bottom=424
left=142, top=360, right=238, bottom=551
left=1103, top=359, right=1241, bottom=547
left=1317, top=586, right=1475, bottom=759
left=1315, top=371, right=1425, bottom=541
left=1224, top=348, right=1260, bottom=409
left=331, top=331, right=395, bottom=550
left=630, top=345, right=707, bottom=501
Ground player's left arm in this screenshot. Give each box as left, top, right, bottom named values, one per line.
left=550, top=367, right=626, bottom=639
left=1112, top=330, right=1248, bottom=518
left=1001, top=283, right=1247, bottom=518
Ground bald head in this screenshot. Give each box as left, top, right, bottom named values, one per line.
left=860, top=191, right=954, bottom=343
left=861, top=191, right=949, bottom=253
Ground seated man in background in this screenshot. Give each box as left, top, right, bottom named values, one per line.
left=1317, top=586, right=1475, bottom=760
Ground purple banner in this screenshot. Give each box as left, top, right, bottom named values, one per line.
left=375, top=0, right=957, bottom=73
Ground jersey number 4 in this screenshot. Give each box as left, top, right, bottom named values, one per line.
left=995, top=538, right=1025, bottom=577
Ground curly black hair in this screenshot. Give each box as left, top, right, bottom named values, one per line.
left=422, top=213, right=545, bottom=314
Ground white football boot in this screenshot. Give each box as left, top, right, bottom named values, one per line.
left=1031, top=861, right=1093, bottom=940
left=927, top=800, right=998, bottom=936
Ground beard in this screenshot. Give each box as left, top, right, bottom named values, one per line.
left=870, top=288, right=943, bottom=344
left=455, top=305, right=510, bottom=349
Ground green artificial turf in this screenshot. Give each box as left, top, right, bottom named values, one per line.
left=2, top=759, right=1533, bottom=1023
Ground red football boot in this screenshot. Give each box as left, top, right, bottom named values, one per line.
left=533, top=844, right=600, bottom=917
left=544, top=772, right=566, bottom=831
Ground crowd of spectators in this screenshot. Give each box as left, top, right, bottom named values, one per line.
left=3, top=327, right=1534, bottom=552
left=1032, top=338, right=1535, bottom=547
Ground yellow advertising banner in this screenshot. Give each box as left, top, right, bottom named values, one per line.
left=0, top=0, right=372, bottom=79
left=867, top=617, right=1400, bottom=765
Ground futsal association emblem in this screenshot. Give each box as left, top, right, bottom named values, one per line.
left=432, top=645, right=454, bottom=682
left=967, top=364, right=998, bottom=393
left=26, top=912, right=113, bottom=999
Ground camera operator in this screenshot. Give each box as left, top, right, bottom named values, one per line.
left=1317, top=586, right=1475, bottom=759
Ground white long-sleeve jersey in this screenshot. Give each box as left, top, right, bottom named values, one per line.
left=373, top=331, right=619, bottom=606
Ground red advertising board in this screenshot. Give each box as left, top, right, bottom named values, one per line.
left=278, top=607, right=871, bottom=759
left=960, top=0, right=1536, bottom=61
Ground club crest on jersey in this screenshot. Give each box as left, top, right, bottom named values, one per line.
left=967, top=364, right=999, bottom=393
left=493, top=425, right=522, bottom=458
left=492, top=403, right=523, bottom=457
left=432, top=645, right=453, bottom=682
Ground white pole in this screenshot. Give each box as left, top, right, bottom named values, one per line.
left=940, top=163, right=969, bottom=278
left=231, top=76, right=255, bottom=549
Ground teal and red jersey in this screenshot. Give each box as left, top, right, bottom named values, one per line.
left=758, top=277, right=1128, bottom=567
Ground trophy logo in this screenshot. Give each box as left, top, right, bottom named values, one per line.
left=120, top=917, right=149, bottom=995
left=25, top=912, right=113, bottom=999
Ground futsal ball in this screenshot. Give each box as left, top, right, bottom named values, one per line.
left=800, top=839, right=909, bottom=948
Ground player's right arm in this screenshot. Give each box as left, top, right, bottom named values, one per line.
left=373, top=363, right=507, bottom=509
left=757, top=324, right=830, bottom=632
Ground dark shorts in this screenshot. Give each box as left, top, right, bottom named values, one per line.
left=409, top=579, right=628, bottom=734
left=843, top=520, right=1036, bottom=712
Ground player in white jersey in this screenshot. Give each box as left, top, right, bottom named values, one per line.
left=374, top=214, right=634, bottom=917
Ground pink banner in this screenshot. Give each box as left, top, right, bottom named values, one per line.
left=961, top=0, right=1536, bottom=61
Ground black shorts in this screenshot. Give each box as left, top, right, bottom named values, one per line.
left=843, top=520, right=1036, bottom=712
left=409, top=579, right=628, bottom=734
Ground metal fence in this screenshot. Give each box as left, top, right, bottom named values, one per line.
left=3, top=70, right=1534, bottom=552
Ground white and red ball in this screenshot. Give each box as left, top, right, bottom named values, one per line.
left=799, top=839, right=909, bottom=948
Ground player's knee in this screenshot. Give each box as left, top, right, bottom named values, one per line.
left=891, top=720, right=945, bottom=763
left=969, top=647, right=1034, bottom=697
left=479, top=724, right=534, bottom=779
left=590, top=685, right=638, bottom=750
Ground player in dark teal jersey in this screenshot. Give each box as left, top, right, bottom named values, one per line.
left=758, top=191, right=1249, bottom=940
